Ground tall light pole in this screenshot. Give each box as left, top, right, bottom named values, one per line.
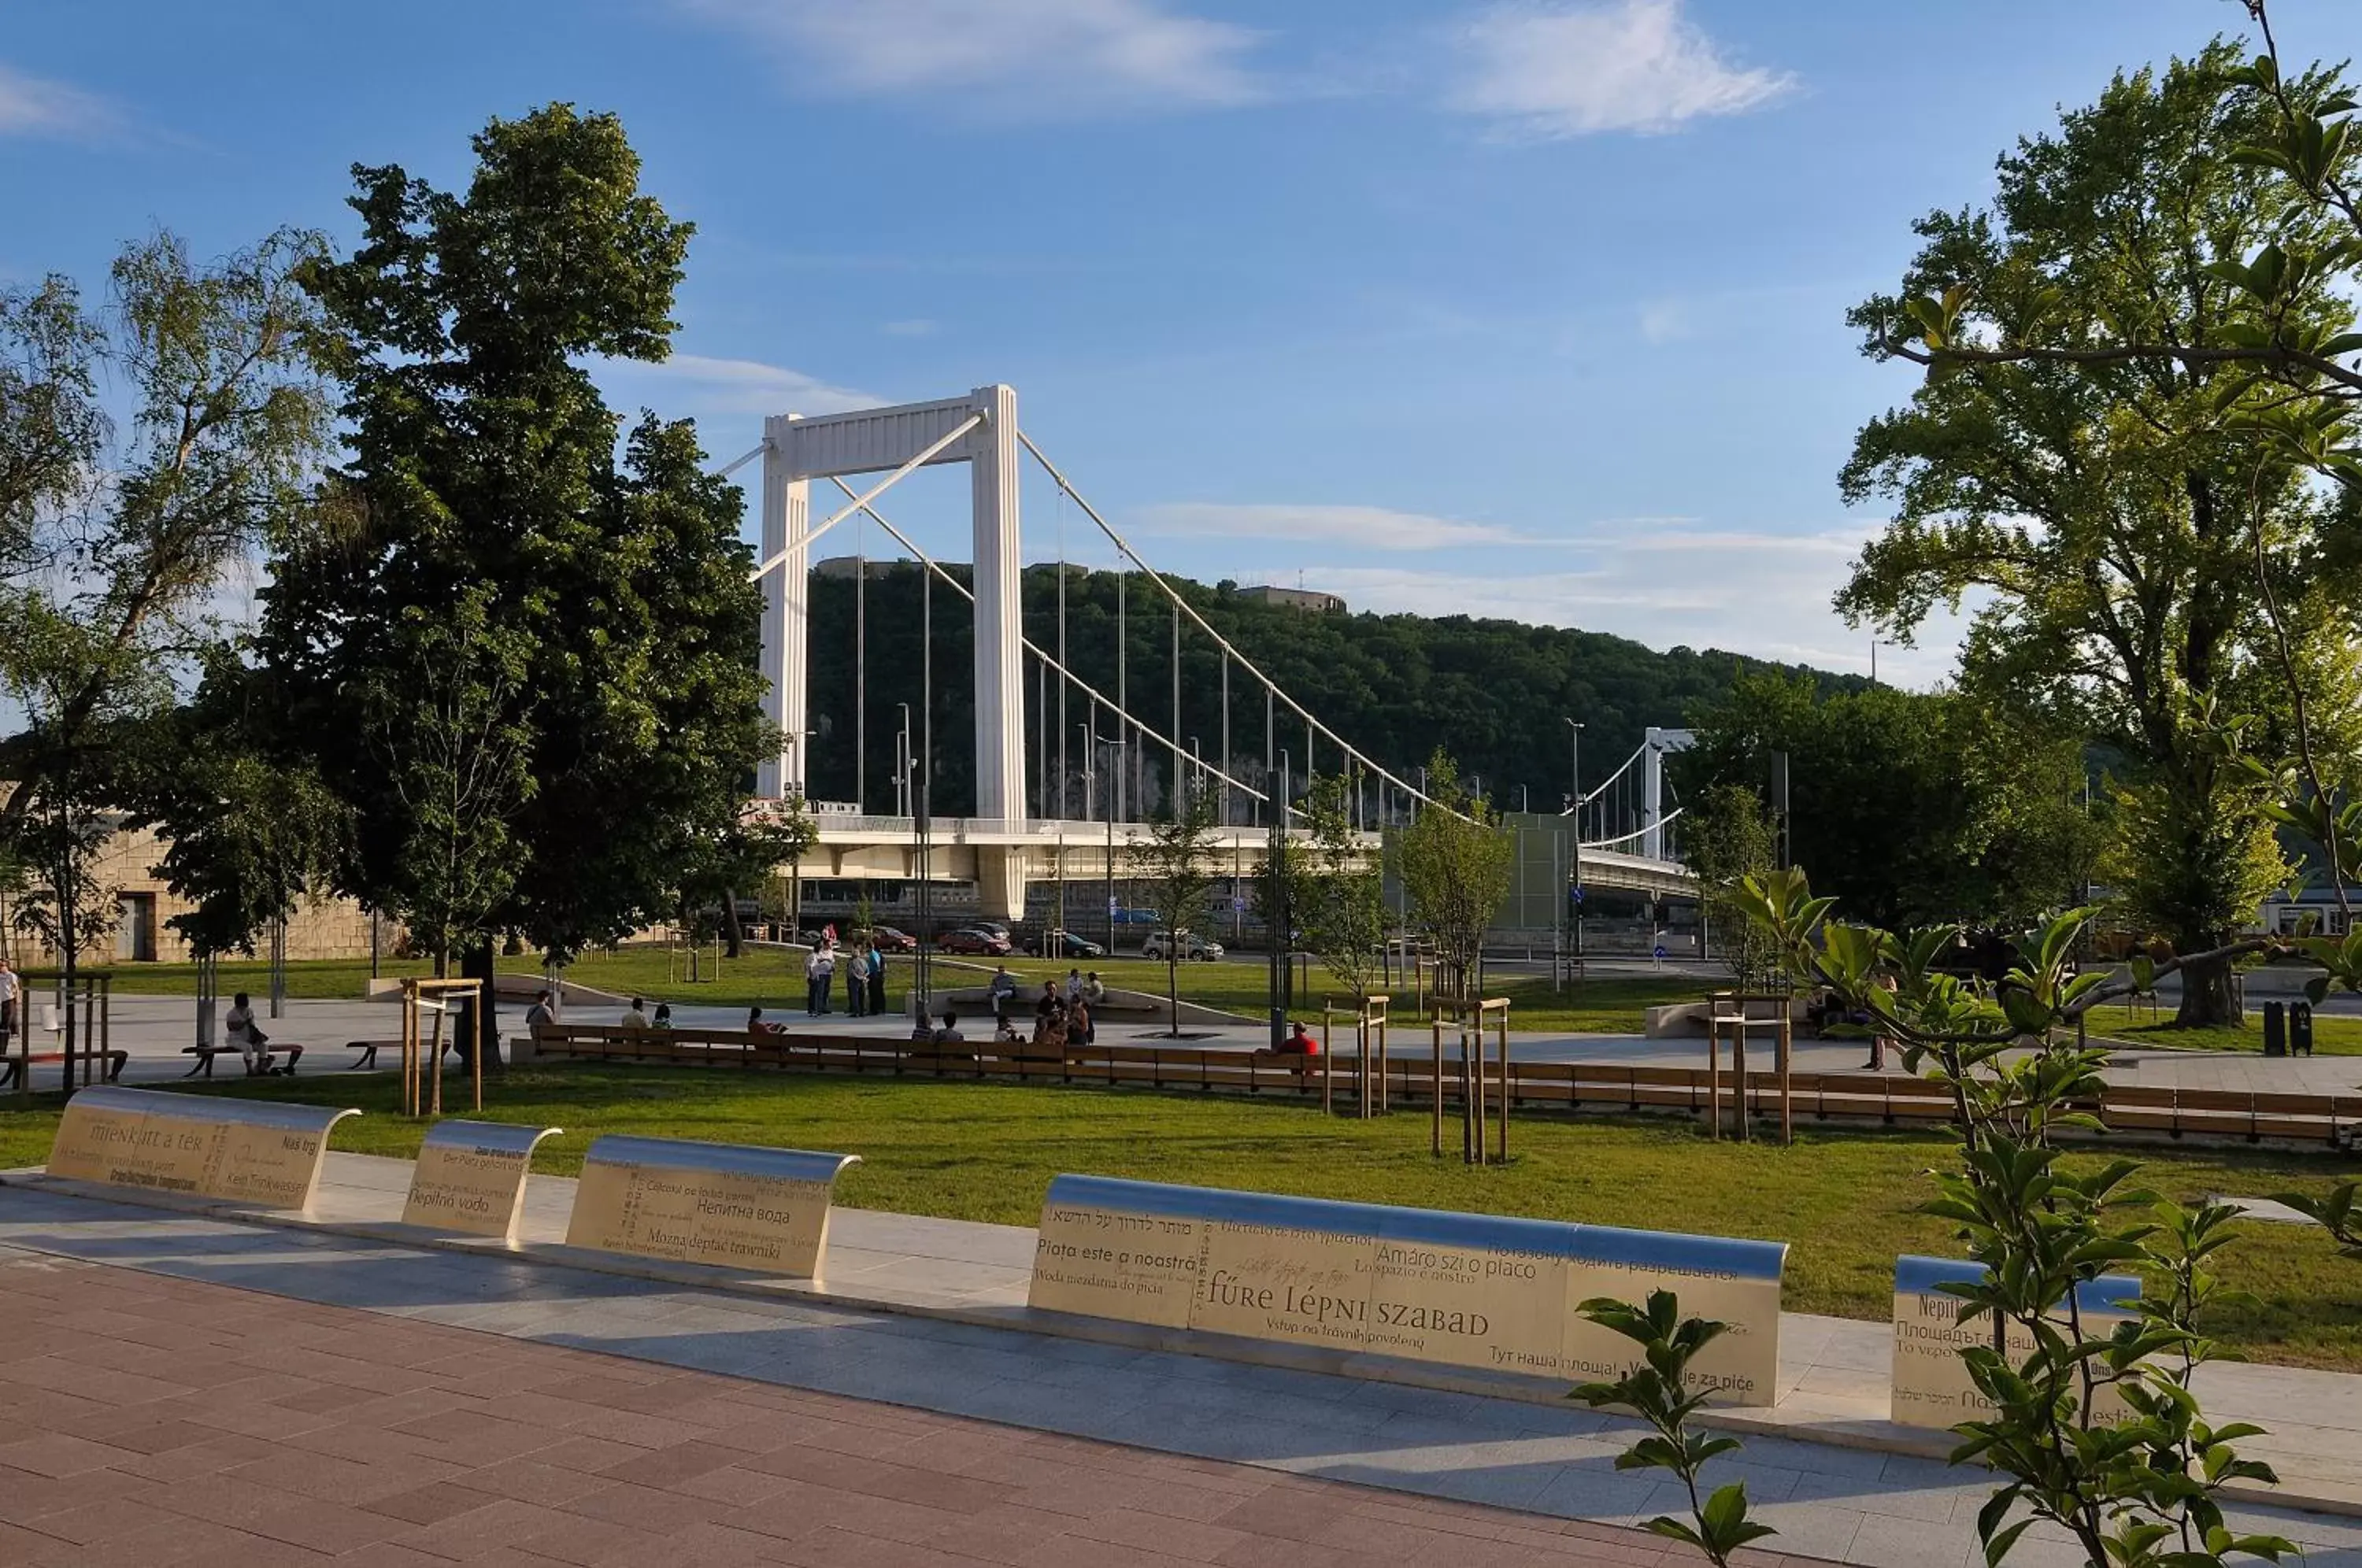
left=1564, top=718, right=1585, bottom=967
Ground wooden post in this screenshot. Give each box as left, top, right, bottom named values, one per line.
left=1732, top=1004, right=1748, bottom=1145
left=472, top=979, right=486, bottom=1113
left=428, top=1004, right=445, bottom=1118
left=1320, top=1008, right=1333, bottom=1115
left=1494, top=1001, right=1509, bottom=1165
left=1375, top=1000, right=1390, bottom=1115
left=1446, top=1015, right=1464, bottom=1162
left=1706, top=1002, right=1721, bottom=1141
left=1778, top=1000, right=1793, bottom=1146
left=1431, top=1015, right=1443, bottom=1156
left=400, top=982, right=416, bottom=1117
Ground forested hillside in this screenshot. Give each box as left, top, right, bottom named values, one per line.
left=799, top=564, right=1860, bottom=816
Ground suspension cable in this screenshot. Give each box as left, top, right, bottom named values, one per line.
left=820, top=476, right=1272, bottom=808
left=1020, top=430, right=1464, bottom=820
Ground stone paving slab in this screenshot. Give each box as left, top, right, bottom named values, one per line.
left=0, top=1238, right=1780, bottom=1568
left=2, top=1180, right=2359, bottom=1568
left=14, top=1148, right=2362, bottom=1519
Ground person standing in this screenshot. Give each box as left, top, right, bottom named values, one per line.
left=843, top=945, right=869, bottom=1017
left=866, top=938, right=887, bottom=1018
left=804, top=946, right=823, bottom=1015
left=813, top=942, right=838, bottom=1015
left=0, top=956, right=17, bottom=1059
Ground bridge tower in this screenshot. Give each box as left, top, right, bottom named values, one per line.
left=756, top=386, right=1028, bottom=912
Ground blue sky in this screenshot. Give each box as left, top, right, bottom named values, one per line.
left=6, top=0, right=2349, bottom=686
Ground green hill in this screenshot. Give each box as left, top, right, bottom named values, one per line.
left=799, top=564, right=1859, bottom=816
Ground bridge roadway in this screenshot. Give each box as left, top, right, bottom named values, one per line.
left=784, top=812, right=1696, bottom=920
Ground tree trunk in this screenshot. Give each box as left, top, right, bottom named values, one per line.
left=1168, top=956, right=1179, bottom=1038
left=2174, top=950, right=2243, bottom=1027
left=721, top=887, right=744, bottom=960
left=461, top=938, right=504, bottom=1070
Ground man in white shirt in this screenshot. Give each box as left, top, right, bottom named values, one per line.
left=619, top=997, right=650, bottom=1030
left=0, top=956, right=17, bottom=1053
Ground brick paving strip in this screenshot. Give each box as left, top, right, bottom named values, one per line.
left=0, top=1249, right=1820, bottom=1568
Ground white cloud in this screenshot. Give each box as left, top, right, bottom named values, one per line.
left=1134, top=501, right=1528, bottom=551
left=1638, top=298, right=1692, bottom=343
left=0, top=61, right=120, bottom=141
left=1447, top=0, right=1793, bottom=138
left=1212, top=520, right=1970, bottom=686
left=596, top=353, right=884, bottom=418
left=677, top=0, right=1264, bottom=116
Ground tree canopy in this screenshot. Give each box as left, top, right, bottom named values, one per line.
left=1839, top=44, right=2351, bottom=1019
left=203, top=105, right=776, bottom=1052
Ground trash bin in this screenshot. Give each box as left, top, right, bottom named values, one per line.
left=2291, top=1000, right=2314, bottom=1057
left=2263, top=1000, right=2286, bottom=1057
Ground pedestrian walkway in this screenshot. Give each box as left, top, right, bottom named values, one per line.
left=2, top=1170, right=2358, bottom=1567
left=0, top=1240, right=1712, bottom=1568
left=36, top=989, right=2362, bottom=1100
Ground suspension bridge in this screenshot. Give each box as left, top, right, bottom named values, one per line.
left=719, top=384, right=1697, bottom=921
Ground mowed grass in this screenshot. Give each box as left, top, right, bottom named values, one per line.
left=2091, top=1005, right=2362, bottom=1056
left=4, top=1063, right=2357, bottom=1372
left=91, top=949, right=1707, bottom=1034
left=995, top=956, right=1701, bottom=1034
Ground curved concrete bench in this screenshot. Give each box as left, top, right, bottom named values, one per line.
left=402, top=1119, right=565, bottom=1244
left=45, top=1085, right=361, bottom=1215
left=564, top=1134, right=861, bottom=1281
left=1029, top=1174, right=1786, bottom=1405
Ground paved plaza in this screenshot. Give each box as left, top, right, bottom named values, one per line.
left=0, top=1238, right=1722, bottom=1568
left=4, top=1167, right=2360, bottom=1568
left=27, top=989, right=2362, bottom=1100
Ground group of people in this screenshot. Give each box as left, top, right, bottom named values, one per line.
left=1801, top=973, right=1900, bottom=1069
left=803, top=932, right=888, bottom=1018
left=983, top=965, right=1105, bottom=1048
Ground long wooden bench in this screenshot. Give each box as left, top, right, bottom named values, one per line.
left=0, top=1046, right=130, bottom=1091
left=523, top=1024, right=2356, bottom=1147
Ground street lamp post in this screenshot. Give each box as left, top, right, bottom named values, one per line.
left=1564, top=718, right=1585, bottom=969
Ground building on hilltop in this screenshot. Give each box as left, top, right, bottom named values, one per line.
left=813, top=555, right=922, bottom=580
left=1239, top=584, right=1346, bottom=614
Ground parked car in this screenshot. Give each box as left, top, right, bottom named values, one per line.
left=1051, top=929, right=1106, bottom=960
left=1142, top=929, right=1224, bottom=962
left=868, top=926, right=918, bottom=952
left=939, top=927, right=1013, bottom=956
left=969, top=921, right=1013, bottom=944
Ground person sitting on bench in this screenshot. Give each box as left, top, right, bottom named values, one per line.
left=746, top=1005, right=784, bottom=1037
left=933, top=1009, right=965, bottom=1045
left=223, top=993, right=300, bottom=1075
left=226, top=992, right=268, bottom=1075
left=1276, top=1021, right=1320, bottom=1057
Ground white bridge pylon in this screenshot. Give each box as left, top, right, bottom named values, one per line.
left=751, top=386, right=1022, bottom=815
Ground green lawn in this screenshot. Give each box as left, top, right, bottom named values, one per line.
left=2089, top=1004, right=2362, bottom=1056
left=88, top=949, right=1706, bottom=1034
left=5, top=1064, right=2357, bottom=1372
left=995, top=956, right=1701, bottom=1034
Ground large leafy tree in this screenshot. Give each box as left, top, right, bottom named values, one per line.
left=1683, top=671, right=2100, bottom=932
left=0, top=232, right=328, bottom=1049
left=242, top=104, right=776, bottom=1060
left=1839, top=46, right=2349, bottom=1023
